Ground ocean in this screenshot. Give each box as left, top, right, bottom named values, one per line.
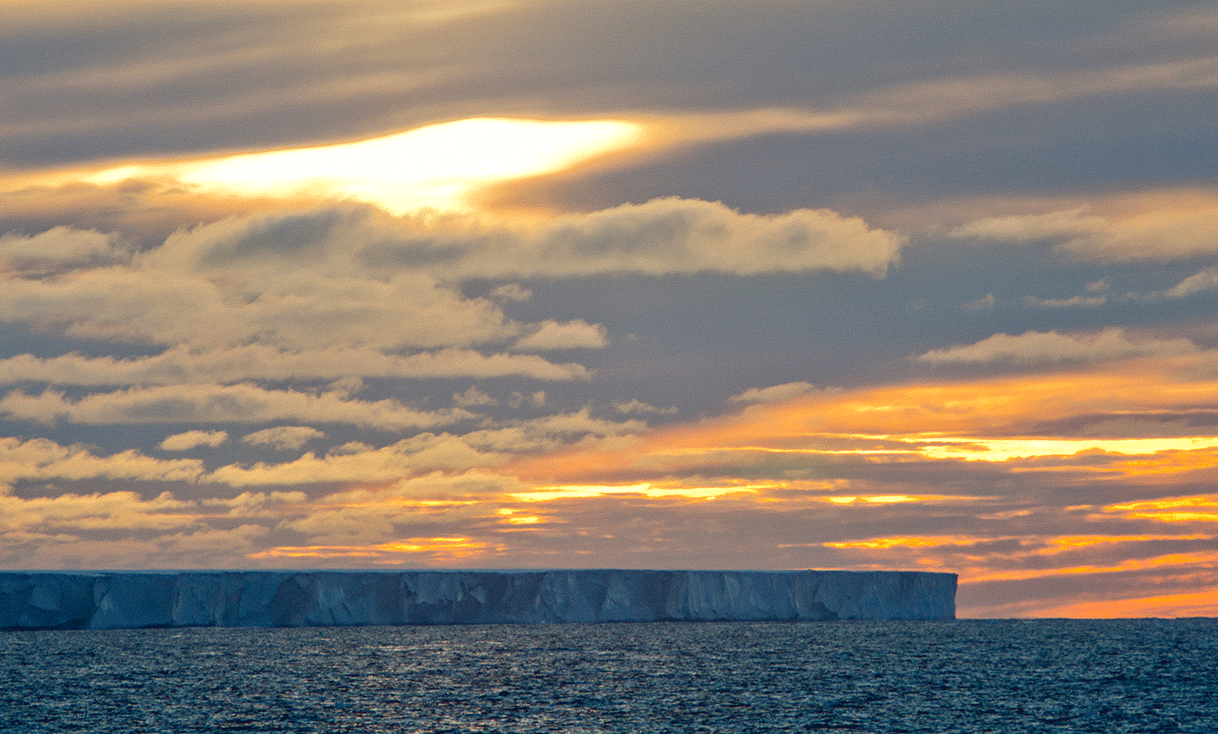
left=2, top=619, right=1215, bottom=733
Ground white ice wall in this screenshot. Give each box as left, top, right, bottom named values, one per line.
left=0, top=569, right=956, bottom=629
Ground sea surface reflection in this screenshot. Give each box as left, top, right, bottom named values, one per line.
left=2, top=619, right=1216, bottom=732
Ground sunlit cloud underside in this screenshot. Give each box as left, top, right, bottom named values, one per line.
left=4, top=0, right=1218, bottom=621
left=75, top=118, right=644, bottom=214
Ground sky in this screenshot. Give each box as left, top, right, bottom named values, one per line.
left=1, top=0, right=1217, bottom=618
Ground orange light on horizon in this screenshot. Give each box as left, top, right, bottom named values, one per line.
left=248, top=536, right=491, bottom=561
left=497, top=509, right=544, bottom=525
left=1101, top=495, right=1218, bottom=523
left=825, top=495, right=920, bottom=504
left=822, top=537, right=955, bottom=549
left=1018, top=591, right=1218, bottom=619
left=1106, top=496, right=1218, bottom=511
left=1046, top=533, right=1212, bottom=549
left=963, top=550, right=1218, bottom=583
left=919, top=436, right=1218, bottom=462
left=510, top=482, right=760, bottom=502
left=507, top=363, right=1218, bottom=486
left=1121, top=511, right=1218, bottom=522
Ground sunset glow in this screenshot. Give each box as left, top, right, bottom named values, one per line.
left=3, top=0, right=1217, bottom=620
left=77, top=118, right=644, bottom=214
left=511, top=483, right=760, bottom=502
left=249, top=537, right=493, bottom=562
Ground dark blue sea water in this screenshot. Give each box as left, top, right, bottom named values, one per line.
left=2, top=619, right=1215, bottom=733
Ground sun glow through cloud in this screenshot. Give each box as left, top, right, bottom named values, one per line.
left=511, top=482, right=760, bottom=502
left=76, top=118, right=644, bottom=214
left=917, top=436, right=1218, bottom=461
left=248, top=537, right=492, bottom=562
left=5, top=0, right=1218, bottom=622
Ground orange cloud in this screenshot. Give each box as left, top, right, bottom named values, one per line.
left=510, top=361, right=1218, bottom=485
left=248, top=537, right=495, bottom=564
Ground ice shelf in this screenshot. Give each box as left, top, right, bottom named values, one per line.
left=0, top=569, right=956, bottom=629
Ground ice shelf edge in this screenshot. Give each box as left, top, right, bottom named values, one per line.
left=0, top=569, right=956, bottom=629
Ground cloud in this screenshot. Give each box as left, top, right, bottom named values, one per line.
left=914, top=329, right=1198, bottom=366
left=1023, top=295, right=1108, bottom=309
left=497, top=198, right=905, bottom=278
left=205, top=408, right=646, bottom=487
left=1021, top=279, right=1113, bottom=310
left=0, top=346, right=590, bottom=386
left=241, top=426, right=325, bottom=451
left=0, top=521, right=275, bottom=571
left=839, top=55, right=1218, bottom=131
left=453, top=387, right=496, bottom=408
left=207, top=433, right=512, bottom=487
left=490, top=283, right=532, bottom=302
left=0, top=256, right=516, bottom=352
left=523, top=48, right=1218, bottom=182
left=1167, top=266, right=1218, bottom=298
left=2, top=406, right=650, bottom=491
left=729, top=382, right=816, bottom=404
left=159, top=430, right=228, bottom=451
left=0, top=437, right=204, bottom=486
left=0, top=384, right=473, bottom=430
left=255, top=469, right=525, bottom=548
left=507, top=390, right=546, bottom=409
left=949, top=208, right=1110, bottom=244
left=0, top=198, right=900, bottom=370
left=513, top=319, right=608, bottom=351
left=510, top=408, right=646, bottom=443
left=0, top=227, right=131, bottom=275
left=153, top=198, right=904, bottom=280
left=3, top=0, right=1217, bottom=617
left=77, top=118, right=645, bottom=216
left=6, top=0, right=1214, bottom=181
left=0, top=489, right=197, bottom=535
left=0, top=1, right=507, bottom=170
left=613, top=399, right=677, bottom=415
left=961, top=293, right=995, bottom=311
left=949, top=199, right=1218, bottom=261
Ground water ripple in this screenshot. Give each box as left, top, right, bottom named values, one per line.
left=1, top=619, right=1215, bottom=733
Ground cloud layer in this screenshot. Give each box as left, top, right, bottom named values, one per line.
left=2, top=0, right=1217, bottom=618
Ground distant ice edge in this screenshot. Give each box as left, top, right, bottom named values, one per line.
left=0, top=570, right=956, bottom=630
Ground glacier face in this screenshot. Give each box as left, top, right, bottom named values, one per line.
left=0, top=569, right=956, bottom=630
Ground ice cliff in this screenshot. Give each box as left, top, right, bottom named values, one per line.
left=0, top=569, right=956, bottom=630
